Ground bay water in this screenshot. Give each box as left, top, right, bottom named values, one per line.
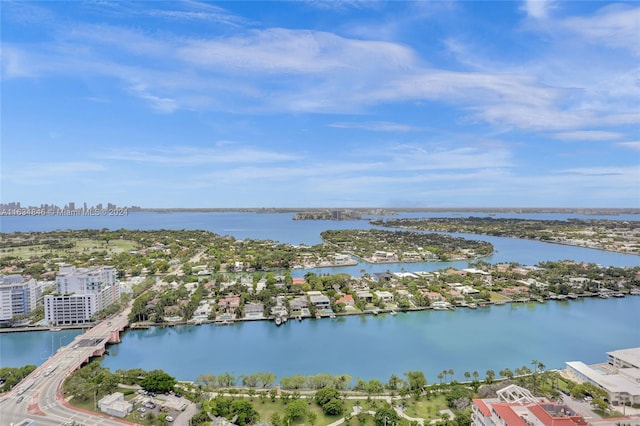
left=1, top=211, right=639, bottom=382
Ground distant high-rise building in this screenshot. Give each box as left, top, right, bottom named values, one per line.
left=68, top=202, right=75, bottom=210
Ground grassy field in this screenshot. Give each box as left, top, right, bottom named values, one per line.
left=0, top=238, right=138, bottom=260
left=249, top=398, right=348, bottom=425
left=402, top=394, right=449, bottom=420
left=489, top=292, right=511, bottom=302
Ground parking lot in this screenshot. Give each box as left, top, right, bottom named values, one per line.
left=133, top=390, right=190, bottom=423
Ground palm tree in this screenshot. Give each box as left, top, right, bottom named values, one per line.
left=437, top=372, right=444, bottom=384
left=448, top=369, right=454, bottom=383
left=472, top=371, right=479, bottom=381
left=464, top=371, right=471, bottom=382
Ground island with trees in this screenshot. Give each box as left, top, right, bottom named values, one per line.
left=371, top=217, right=640, bottom=255
left=321, top=229, right=493, bottom=263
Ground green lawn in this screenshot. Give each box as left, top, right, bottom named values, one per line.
left=250, top=397, right=347, bottom=425
left=0, top=238, right=137, bottom=260
left=489, top=292, right=511, bottom=302
left=402, top=394, right=448, bottom=420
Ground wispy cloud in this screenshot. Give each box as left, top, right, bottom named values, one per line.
left=98, top=145, right=303, bottom=165
left=329, top=121, right=421, bottom=132
left=615, top=142, right=640, bottom=151
left=553, top=131, right=623, bottom=141
left=521, top=0, right=556, bottom=19
left=563, top=4, right=640, bottom=57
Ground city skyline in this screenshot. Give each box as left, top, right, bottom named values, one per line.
left=1, top=1, right=639, bottom=208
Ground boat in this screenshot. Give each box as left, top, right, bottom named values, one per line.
left=50, top=328, right=62, bottom=332
left=297, top=316, right=303, bottom=322
left=613, top=293, right=625, bottom=298
left=468, top=303, right=477, bottom=309
left=275, top=316, right=282, bottom=326
left=389, top=310, right=397, bottom=315
left=599, top=293, right=610, bottom=299
left=567, top=293, right=578, bottom=299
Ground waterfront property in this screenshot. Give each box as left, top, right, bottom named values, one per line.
left=0, top=275, right=38, bottom=322
left=44, top=265, right=121, bottom=326
left=472, top=384, right=586, bottom=426
left=565, top=347, right=640, bottom=406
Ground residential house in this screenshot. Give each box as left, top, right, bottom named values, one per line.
left=218, top=296, right=241, bottom=312
left=375, top=291, right=394, bottom=303
left=289, top=296, right=308, bottom=313
left=335, top=294, right=355, bottom=307
left=307, top=291, right=331, bottom=310
left=356, top=290, right=373, bottom=303
left=244, top=302, right=265, bottom=319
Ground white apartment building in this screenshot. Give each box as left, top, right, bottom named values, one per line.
left=0, top=275, right=38, bottom=321
left=566, top=347, right=640, bottom=406
left=45, top=266, right=120, bottom=326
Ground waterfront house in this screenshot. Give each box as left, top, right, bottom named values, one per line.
left=372, top=251, right=398, bottom=262
left=375, top=290, right=394, bottom=303
left=422, top=290, right=445, bottom=302
left=336, top=294, right=355, bottom=307
left=218, top=296, right=241, bottom=311
left=334, top=254, right=352, bottom=265
left=307, top=291, right=331, bottom=310
left=289, top=296, right=308, bottom=313
left=244, top=302, right=264, bottom=319
left=356, top=290, right=373, bottom=303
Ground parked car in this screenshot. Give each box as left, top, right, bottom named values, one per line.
left=166, top=416, right=174, bottom=422
left=137, top=407, right=146, bottom=413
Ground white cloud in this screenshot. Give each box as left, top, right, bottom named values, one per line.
left=521, top=0, right=556, bottom=19
left=553, top=131, right=623, bottom=141
left=563, top=4, right=640, bottom=57
left=99, top=145, right=303, bottom=165
left=177, top=28, right=417, bottom=75
left=615, top=142, right=640, bottom=151
left=328, top=121, right=421, bottom=132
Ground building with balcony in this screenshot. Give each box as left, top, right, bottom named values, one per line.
left=0, top=275, right=38, bottom=322
left=45, top=265, right=120, bottom=326
left=471, top=384, right=586, bottom=426
left=565, top=347, right=640, bottom=406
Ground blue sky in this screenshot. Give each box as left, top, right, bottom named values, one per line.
left=1, top=1, right=639, bottom=208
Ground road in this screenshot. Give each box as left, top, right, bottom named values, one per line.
left=0, top=307, right=140, bottom=426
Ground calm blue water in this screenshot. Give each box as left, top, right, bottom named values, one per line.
left=99, top=297, right=640, bottom=383
left=1, top=212, right=639, bottom=380
left=0, top=329, right=82, bottom=368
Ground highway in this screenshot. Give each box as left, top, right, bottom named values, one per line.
left=0, top=308, right=139, bottom=426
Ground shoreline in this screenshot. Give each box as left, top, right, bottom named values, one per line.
left=2, top=291, right=637, bottom=335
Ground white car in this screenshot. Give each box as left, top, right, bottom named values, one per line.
left=166, top=416, right=174, bottom=422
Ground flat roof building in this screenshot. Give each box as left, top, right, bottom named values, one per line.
left=0, top=275, right=37, bottom=322
left=566, top=347, right=640, bottom=406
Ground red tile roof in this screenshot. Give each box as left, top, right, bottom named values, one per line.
left=473, top=399, right=491, bottom=417
left=492, top=404, right=528, bottom=426
left=336, top=294, right=354, bottom=305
